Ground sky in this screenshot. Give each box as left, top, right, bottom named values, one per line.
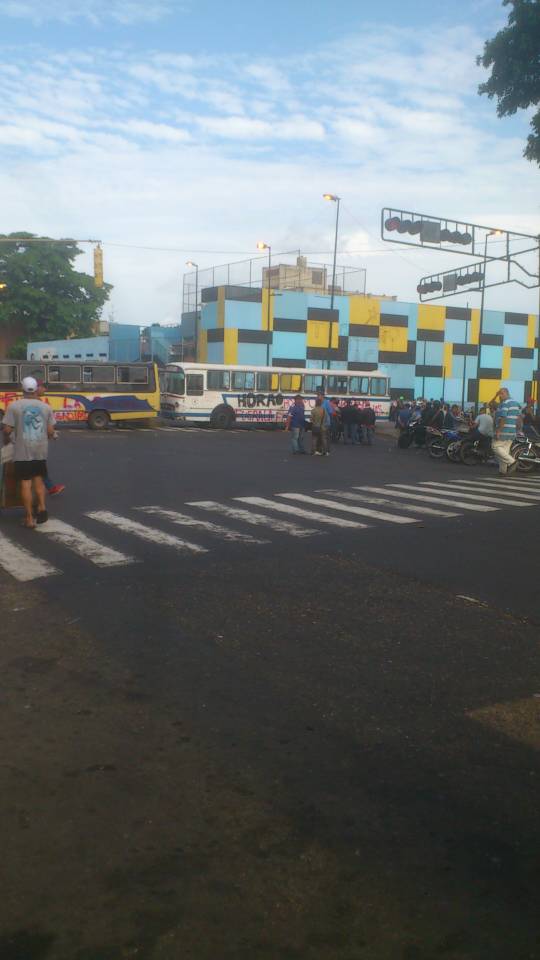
left=1, top=0, right=538, bottom=327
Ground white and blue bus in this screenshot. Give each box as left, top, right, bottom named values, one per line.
left=160, top=363, right=391, bottom=428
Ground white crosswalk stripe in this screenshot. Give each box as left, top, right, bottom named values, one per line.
left=186, top=500, right=321, bottom=537
left=444, top=480, right=540, bottom=501
left=235, top=497, right=367, bottom=529
left=0, top=529, right=60, bottom=582
left=36, top=518, right=135, bottom=566
left=86, top=511, right=208, bottom=553
left=474, top=475, right=540, bottom=484
left=418, top=482, right=533, bottom=508
left=316, top=488, right=460, bottom=518
left=276, top=492, right=417, bottom=524
left=137, top=506, right=267, bottom=543
left=356, top=485, right=498, bottom=512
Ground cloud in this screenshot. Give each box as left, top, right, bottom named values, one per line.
left=0, top=0, right=175, bottom=24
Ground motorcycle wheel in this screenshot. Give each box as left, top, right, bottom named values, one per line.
left=512, top=442, right=536, bottom=473
left=427, top=438, right=446, bottom=459
left=446, top=440, right=462, bottom=463
left=398, top=433, right=413, bottom=449
left=460, top=440, right=482, bottom=466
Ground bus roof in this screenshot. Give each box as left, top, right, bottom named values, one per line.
left=165, top=362, right=389, bottom=378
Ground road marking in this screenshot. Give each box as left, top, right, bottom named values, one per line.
left=86, top=512, right=208, bottom=553
left=473, top=475, right=540, bottom=485
left=186, top=500, right=321, bottom=537
left=443, top=480, right=540, bottom=501
left=316, top=488, right=460, bottom=518
left=0, top=530, right=60, bottom=582
left=138, top=506, right=268, bottom=543
left=276, top=492, right=416, bottom=525
left=356, top=485, right=498, bottom=512
left=463, top=477, right=540, bottom=491
left=235, top=497, right=367, bottom=529
left=36, top=518, right=135, bottom=566
left=418, top=482, right=533, bottom=508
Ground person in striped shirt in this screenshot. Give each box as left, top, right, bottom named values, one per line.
left=491, top=388, right=522, bottom=476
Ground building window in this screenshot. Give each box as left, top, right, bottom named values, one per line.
left=311, top=270, right=323, bottom=285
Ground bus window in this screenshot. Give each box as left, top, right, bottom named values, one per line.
left=118, top=365, right=148, bottom=384
left=231, top=371, right=255, bottom=390
left=370, top=377, right=387, bottom=396
left=304, top=374, right=325, bottom=393
left=82, top=365, right=115, bottom=384
left=186, top=373, right=204, bottom=396
left=47, top=364, right=81, bottom=385
left=349, top=376, right=369, bottom=394
left=256, top=372, right=279, bottom=391
left=21, top=363, right=45, bottom=382
left=280, top=373, right=302, bottom=392
left=164, top=370, right=185, bottom=395
left=207, top=370, right=230, bottom=390
left=0, top=363, right=18, bottom=384
left=326, top=375, right=348, bottom=395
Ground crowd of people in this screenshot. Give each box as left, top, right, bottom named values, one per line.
left=285, top=391, right=376, bottom=456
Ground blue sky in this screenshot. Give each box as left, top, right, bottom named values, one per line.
left=0, top=0, right=538, bottom=325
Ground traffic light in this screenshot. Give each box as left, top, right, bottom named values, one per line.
left=416, top=280, right=443, bottom=295
left=386, top=216, right=472, bottom=246
left=93, top=244, right=103, bottom=287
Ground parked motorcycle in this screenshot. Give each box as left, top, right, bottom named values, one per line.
left=459, top=435, right=493, bottom=466
left=425, top=427, right=461, bottom=460
left=511, top=434, right=540, bottom=473
left=397, top=420, right=426, bottom=449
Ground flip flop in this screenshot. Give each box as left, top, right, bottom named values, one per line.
left=36, top=510, right=48, bottom=525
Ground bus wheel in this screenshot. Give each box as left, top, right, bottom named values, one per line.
left=210, top=406, right=234, bottom=429
left=88, top=410, right=110, bottom=430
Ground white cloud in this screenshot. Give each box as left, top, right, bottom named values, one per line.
left=0, top=0, right=175, bottom=24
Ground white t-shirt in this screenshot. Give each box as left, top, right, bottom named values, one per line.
left=475, top=413, right=494, bottom=437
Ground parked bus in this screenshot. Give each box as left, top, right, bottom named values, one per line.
left=0, top=360, right=160, bottom=429
left=161, top=362, right=391, bottom=428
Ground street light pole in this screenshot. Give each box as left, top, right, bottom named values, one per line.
left=257, top=241, right=271, bottom=365
left=476, top=230, right=502, bottom=410
left=186, top=260, right=199, bottom=360
left=323, top=194, right=341, bottom=370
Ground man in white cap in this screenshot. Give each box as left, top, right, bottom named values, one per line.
left=3, top=376, right=56, bottom=528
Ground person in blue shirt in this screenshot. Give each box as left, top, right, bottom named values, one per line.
left=491, top=387, right=522, bottom=476
left=285, top=395, right=307, bottom=454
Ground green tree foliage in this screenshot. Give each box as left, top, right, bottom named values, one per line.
left=477, top=0, right=540, bottom=165
left=0, top=232, right=112, bottom=358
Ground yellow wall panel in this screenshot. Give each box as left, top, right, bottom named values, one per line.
left=261, top=288, right=274, bottom=331
left=443, top=342, right=453, bottom=379
left=217, top=288, right=225, bottom=328
left=417, top=304, right=446, bottom=330
left=223, top=328, right=238, bottom=364
left=502, top=346, right=511, bottom=380
left=349, top=296, right=380, bottom=327
left=307, top=319, right=336, bottom=348
left=469, top=308, right=480, bottom=344
left=479, top=378, right=501, bottom=403
left=379, top=325, right=408, bottom=353
left=197, top=329, right=207, bottom=362
left=527, top=314, right=537, bottom=349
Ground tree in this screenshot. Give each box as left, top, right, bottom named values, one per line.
left=477, top=0, right=540, bottom=165
left=0, top=232, right=112, bottom=358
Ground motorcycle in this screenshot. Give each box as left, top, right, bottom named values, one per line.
left=511, top=433, right=540, bottom=473
left=397, top=419, right=427, bottom=449
left=459, top=434, right=493, bottom=466
left=425, top=427, right=461, bottom=460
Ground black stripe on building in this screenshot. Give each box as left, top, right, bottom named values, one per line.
left=201, top=287, right=218, bottom=303
left=307, top=307, right=339, bottom=322
left=224, top=285, right=262, bottom=303
left=272, top=357, right=306, bottom=368
left=348, top=324, right=380, bottom=338
left=467, top=381, right=478, bottom=403
left=453, top=343, right=478, bottom=356
left=378, top=341, right=416, bottom=364
left=273, top=318, right=307, bottom=333
left=347, top=362, right=379, bottom=371
left=417, top=328, right=445, bottom=342
left=511, top=346, right=534, bottom=359
left=479, top=333, right=504, bottom=345
left=505, top=312, right=528, bottom=325
left=477, top=368, right=502, bottom=379
left=380, top=313, right=408, bottom=327
left=207, top=328, right=224, bottom=343
left=446, top=306, right=472, bottom=321
left=237, top=330, right=272, bottom=344
left=415, top=365, right=443, bottom=378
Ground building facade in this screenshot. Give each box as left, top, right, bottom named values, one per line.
left=194, top=285, right=540, bottom=404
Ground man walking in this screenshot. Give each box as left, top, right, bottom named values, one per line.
left=491, top=387, right=522, bottom=476
left=3, top=376, right=56, bottom=527
left=360, top=402, right=376, bottom=445
left=285, top=395, right=307, bottom=454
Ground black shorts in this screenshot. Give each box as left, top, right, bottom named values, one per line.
left=14, top=460, right=47, bottom=481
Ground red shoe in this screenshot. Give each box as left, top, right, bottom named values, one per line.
left=47, top=484, right=65, bottom=496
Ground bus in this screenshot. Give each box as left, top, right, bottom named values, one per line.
left=161, top=362, right=391, bottom=428
left=0, top=360, right=160, bottom=429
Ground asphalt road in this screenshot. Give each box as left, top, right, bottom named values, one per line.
left=1, top=423, right=539, bottom=960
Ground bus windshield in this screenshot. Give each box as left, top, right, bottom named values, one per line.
left=164, top=369, right=185, bottom=395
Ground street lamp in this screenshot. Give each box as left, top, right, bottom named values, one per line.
left=476, top=230, right=503, bottom=408
left=257, top=241, right=271, bottom=365
left=186, top=260, right=199, bottom=360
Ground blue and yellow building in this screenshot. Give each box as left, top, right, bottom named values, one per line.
left=192, top=284, right=539, bottom=404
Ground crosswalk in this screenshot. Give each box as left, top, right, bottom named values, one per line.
left=1, top=474, right=540, bottom=582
